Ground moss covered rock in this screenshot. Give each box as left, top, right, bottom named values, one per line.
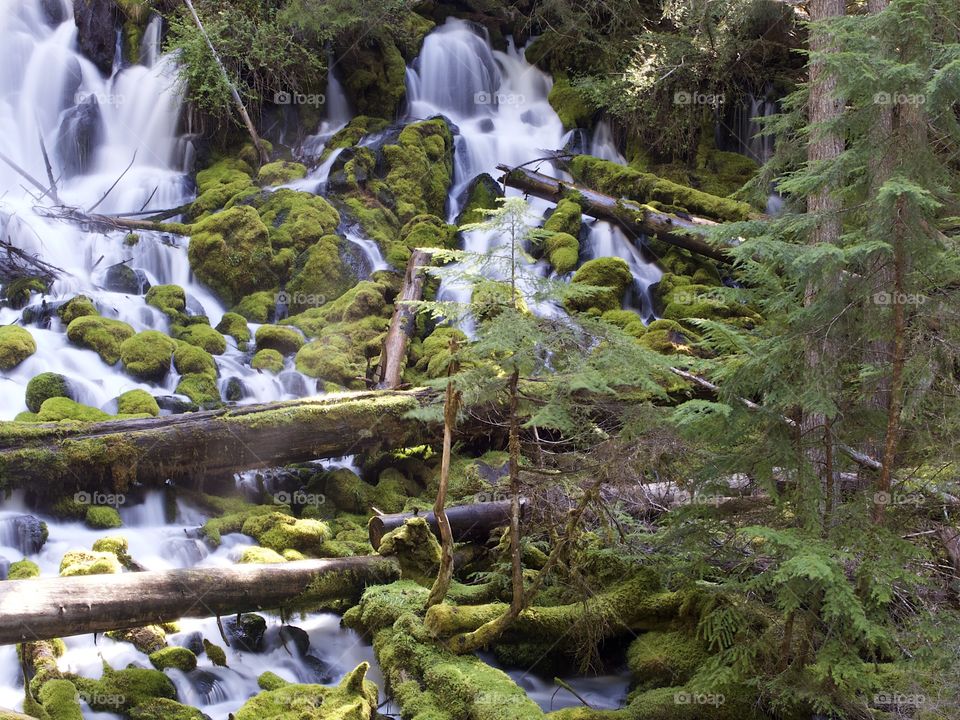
left=170, top=321, right=226, bottom=355
left=240, top=512, right=331, bottom=555
left=239, top=546, right=287, bottom=564
left=66, top=315, right=135, bottom=365
left=190, top=157, right=257, bottom=219
left=256, top=190, right=341, bottom=255
left=120, top=331, right=176, bottom=381
left=8, top=558, right=40, bottom=579
left=145, top=285, right=186, bottom=321
left=85, top=505, right=122, bottom=529
left=175, top=373, right=221, bottom=408
left=231, top=291, right=277, bottom=324
left=202, top=639, right=227, bottom=667
left=59, top=549, right=122, bottom=576
left=548, top=76, right=595, bottom=130
left=116, top=389, right=160, bottom=417
left=412, top=326, right=467, bottom=380
left=25, top=372, right=72, bottom=413
left=0, top=325, right=36, bottom=369
left=543, top=232, right=579, bottom=274
left=257, top=160, right=307, bottom=187
left=37, top=678, right=83, bottom=720
left=567, top=257, right=634, bottom=313
left=57, top=295, right=97, bottom=324
left=92, top=536, right=135, bottom=568
left=457, top=172, right=502, bottom=226
left=251, top=348, right=284, bottom=373
left=128, top=698, right=208, bottom=720
left=72, top=664, right=176, bottom=712
left=382, top=118, right=454, bottom=224
left=215, top=312, right=251, bottom=347
left=377, top=517, right=441, bottom=584
left=628, top=630, right=709, bottom=690
left=233, top=661, right=377, bottom=720
left=106, top=625, right=166, bottom=654
left=35, top=397, right=111, bottom=423
left=173, top=342, right=217, bottom=378
left=255, top=325, right=305, bottom=355
left=148, top=646, right=198, bottom=673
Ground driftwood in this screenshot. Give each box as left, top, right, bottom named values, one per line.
left=376, top=249, right=432, bottom=389
left=0, top=238, right=62, bottom=282
left=369, top=499, right=526, bottom=550
left=0, top=389, right=440, bottom=490
left=35, top=205, right=189, bottom=235
left=0, top=556, right=399, bottom=646
left=498, top=164, right=732, bottom=264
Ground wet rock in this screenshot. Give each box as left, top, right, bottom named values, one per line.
left=41, top=0, right=66, bottom=25
left=476, top=117, right=496, bottom=133
left=22, top=300, right=65, bottom=328
left=56, top=95, right=102, bottom=178
left=179, top=632, right=205, bottom=656
left=72, top=0, right=119, bottom=74
left=104, top=264, right=151, bottom=294
left=224, top=613, right=267, bottom=652
left=279, top=625, right=310, bottom=656
left=0, top=515, right=49, bottom=555
left=299, top=653, right=335, bottom=684
left=155, top=395, right=194, bottom=415
left=224, top=377, right=246, bottom=402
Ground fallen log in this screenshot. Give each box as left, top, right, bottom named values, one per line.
left=376, top=249, right=432, bottom=389
left=0, top=389, right=439, bottom=491
left=498, top=164, right=732, bottom=264
left=0, top=556, right=399, bottom=646
left=368, top=499, right=527, bottom=550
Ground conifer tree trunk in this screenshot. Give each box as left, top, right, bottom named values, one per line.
left=427, top=338, right=461, bottom=608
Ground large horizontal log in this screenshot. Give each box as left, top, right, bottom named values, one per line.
left=368, top=499, right=527, bottom=550
left=0, top=389, right=440, bottom=491
left=0, top=556, right=399, bottom=646
left=498, top=164, right=732, bottom=264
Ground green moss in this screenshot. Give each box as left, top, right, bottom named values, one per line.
left=548, top=76, right=595, bottom=130
left=215, top=312, right=252, bottom=347
left=257, top=671, right=288, bottom=691
left=72, top=663, right=176, bottom=712
left=240, top=512, right=331, bottom=555
left=544, top=197, right=583, bottom=236
left=190, top=157, right=257, bottom=219
left=233, top=661, right=377, bottom=720
left=8, top=558, right=40, bottom=579
left=323, top=116, right=391, bottom=158
left=257, top=160, right=307, bottom=187
left=120, top=331, right=176, bottom=381
left=145, top=285, right=186, bottom=321
left=3, top=277, right=47, bottom=308
left=457, top=173, right=502, bottom=225
left=84, top=506, right=122, bottom=530
left=239, top=546, right=287, bottom=564
left=66, top=315, right=135, bottom=365
left=92, top=535, right=135, bottom=569
left=37, top=678, right=83, bottom=720
left=173, top=342, right=217, bottom=378
left=105, top=626, right=167, bottom=654
left=59, top=549, right=122, bottom=576
left=567, top=257, right=634, bottom=313
left=382, top=118, right=454, bottom=225
left=400, top=214, right=458, bottom=252
left=252, top=348, right=284, bottom=373
left=25, top=373, right=72, bottom=413
left=568, top=155, right=753, bottom=222
left=58, top=295, right=97, bottom=325
left=340, top=31, right=409, bottom=119
left=324, top=467, right=409, bottom=514
left=544, top=232, right=580, bottom=274
left=0, top=325, right=36, bottom=369
left=255, top=189, right=341, bottom=254
left=128, top=698, right=208, bottom=720
left=203, top=638, right=228, bottom=666
left=149, top=646, right=198, bottom=672
left=188, top=205, right=275, bottom=306
left=601, top=309, right=647, bottom=338
left=175, top=373, right=221, bottom=408
left=377, top=517, right=441, bottom=585
left=232, top=291, right=277, bottom=323
left=115, top=389, right=160, bottom=417
left=238, top=140, right=273, bottom=168
left=170, top=322, right=227, bottom=355
left=36, top=398, right=111, bottom=423
left=627, top=630, right=709, bottom=690
left=413, top=326, right=468, bottom=380
left=255, top=325, right=305, bottom=355
left=200, top=504, right=282, bottom=546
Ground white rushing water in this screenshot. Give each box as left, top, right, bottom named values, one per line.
left=0, top=9, right=636, bottom=716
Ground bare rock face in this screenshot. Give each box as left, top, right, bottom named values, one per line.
left=73, top=0, right=119, bottom=74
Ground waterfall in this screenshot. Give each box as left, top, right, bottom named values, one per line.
left=717, top=90, right=777, bottom=165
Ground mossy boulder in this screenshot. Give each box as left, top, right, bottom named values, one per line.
left=175, top=373, right=221, bottom=408
left=382, top=118, right=454, bottom=225
left=257, top=160, right=307, bottom=187
left=399, top=214, right=458, bottom=254
left=628, top=630, right=709, bottom=690
left=190, top=157, right=257, bottom=219
left=148, top=646, right=198, bottom=672
left=240, top=512, right=331, bottom=555
left=255, top=325, right=305, bottom=355
left=543, top=232, right=579, bottom=274
left=339, top=32, right=410, bottom=119
left=233, top=661, right=377, bottom=720
left=231, top=291, right=277, bottom=324
left=59, top=549, right=122, bottom=576
left=323, top=467, right=410, bottom=514
left=0, top=325, right=36, bottom=369
left=323, top=116, right=391, bottom=158
left=33, top=397, right=111, bottom=423
left=255, top=190, right=341, bottom=255
left=457, top=173, right=502, bottom=226
left=544, top=197, right=583, bottom=236
left=92, top=536, right=135, bottom=568
left=145, top=285, right=186, bottom=321
left=66, top=315, right=135, bottom=365
left=106, top=626, right=166, bottom=654
left=548, top=76, right=595, bottom=130
left=116, top=389, right=160, bottom=417
left=188, top=206, right=274, bottom=306
left=202, top=639, right=227, bottom=667
left=8, top=558, right=40, bottom=579
left=173, top=342, right=217, bottom=378
left=25, top=372, right=72, bottom=413
left=412, top=326, right=467, bottom=380
left=252, top=348, right=284, bottom=373
left=567, top=257, right=634, bottom=313
left=85, top=505, right=122, bottom=529
left=37, top=678, right=83, bottom=720
left=215, top=312, right=251, bottom=347
left=128, top=698, right=208, bottom=720
left=601, top=309, right=646, bottom=338
left=239, top=546, right=287, bottom=564
left=120, top=331, right=176, bottom=380
left=377, top=517, right=441, bottom=585
left=171, top=322, right=227, bottom=355
left=57, top=295, right=97, bottom=324
left=72, top=664, right=176, bottom=713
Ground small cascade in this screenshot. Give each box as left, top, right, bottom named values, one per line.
left=139, top=14, right=163, bottom=68
left=300, top=57, right=354, bottom=157
left=717, top=90, right=777, bottom=165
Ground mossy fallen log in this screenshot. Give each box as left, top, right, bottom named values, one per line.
left=498, top=164, right=733, bottom=264
left=0, top=389, right=438, bottom=491
left=0, top=556, right=399, bottom=646
left=368, top=499, right=526, bottom=550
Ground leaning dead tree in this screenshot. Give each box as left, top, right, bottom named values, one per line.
left=498, top=164, right=732, bottom=264
left=375, top=249, right=432, bottom=389
left=0, top=556, right=399, bottom=646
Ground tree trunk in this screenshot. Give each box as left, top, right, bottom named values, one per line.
left=427, top=339, right=461, bottom=608
left=0, top=389, right=437, bottom=491
left=368, top=499, right=526, bottom=550
left=497, top=165, right=731, bottom=264
left=376, top=249, right=432, bottom=389
left=0, top=556, right=399, bottom=646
